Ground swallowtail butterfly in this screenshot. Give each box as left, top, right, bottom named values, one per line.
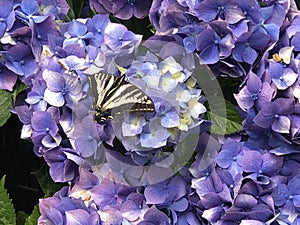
left=88, top=73, right=155, bottom=122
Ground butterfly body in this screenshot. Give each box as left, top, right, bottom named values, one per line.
left=88, top=73, right=155, bottom=122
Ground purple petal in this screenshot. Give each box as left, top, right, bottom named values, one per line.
left=21, top=0, right=39, bottom=15
left=142, top=207, right=169, bottom=224
left=31, top=111, right=58, bottom=135
left=272, top=183, right=289, bottom=206
left=65, top=209, right=90, bottom=224
left=234, top=194, right=257, bottom=208
left=196, top=29, right=215, bottom=51
left=216, top=150, right=235, bottom=168
left=292, top=195, right=300, bottom=208
left=234, top=87, right=254, bottom=111
left=256, top=82, right=274, bottom=110
left=171, top=198, right=189, bottom=212
left=243, top=47, right=258, bottom=64
left=0, top=68, right=18, bottom=91
left=241, top=150, right=262, bottom=173
left=104, top=23, right=127, bottom=49
left=261, top=152, right=283, bottom=176
left=0, top=21, right=7, bottom=38
left=272, top=116, right=291, bottom=134
left=223, top=3, right=245, bottom=24
left=161, top=111, right=180, bottom=128
left=144, top=183, right=169, bottom=204
left=275, top=98, right=294, bottom=115
left=246, top=73, right=261, bottom=94
left=199, top=45, right=220, bottom=64
left=67, top=20, right=87, bottom=37
left=43, top=70, right=64, bottom=91
left=291, top=32, right=300, bottom=51
left=253, top=111, right=273, bottom=129
left=193, top=0, right=218, bottom=22
left=219, top=34, right=234, bottom=57
left=44, top=89, right=65, bottom=107
left=168, top=176, right=187, bottom=201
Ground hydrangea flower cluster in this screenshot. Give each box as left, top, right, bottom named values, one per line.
left=2, top=0, right=300, bottom=224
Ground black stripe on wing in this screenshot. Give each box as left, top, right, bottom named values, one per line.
left=88, top=73, right=155, bottom=122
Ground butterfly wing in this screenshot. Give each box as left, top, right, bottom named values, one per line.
left=88, top=73, right=155, bottom=121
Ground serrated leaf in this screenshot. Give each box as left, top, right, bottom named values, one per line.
left=33, top=165, right=65, bottom=198
left=0, top=176, right=16, bottom=225
left=0, top=89, right=12, bottom=127
left=206, top=99, right=242, bottom=135
left=24, top=206, right=40, bottom=225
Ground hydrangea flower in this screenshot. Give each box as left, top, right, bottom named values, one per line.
left=90, top=0, right=152, bottom=20
left=0, top=0, right=15, bottom=38
left=193, top=0, right=245, bottom=24
left=110, top=0, right=152, bottom=20
left=232, top=32, right=270, bottom=64
left=196, top=26, right=234, bottom=64
left=42, top=70, right=82, bottom=107
left=240, top=149, right=283, bottom=185
left=144, top=176, right=187, bottom=205
left=31, top=110, right=61, bottom=151
left=271, top=175, right=300, bottom=223
left=38, top=187, right=101, bottom=225
left=5, top=0, right=300, bottom=224
left=253, top=98, right=294, bottom=133
left=234, top=72, right=275, bottom=111
left=269, top=60, right=298, bottom=91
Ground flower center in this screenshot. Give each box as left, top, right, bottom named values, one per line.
left=61, top=87, right=69, bottom=95
left=217, top=6, right=225, bottom=15
left=250, top=93, right=258, bottom=101
left=128, top=0, right=135, bottom=6
left=87, top=135, right=93, bottom=141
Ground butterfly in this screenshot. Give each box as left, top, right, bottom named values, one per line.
left=87, top=73, right=155, bottom=122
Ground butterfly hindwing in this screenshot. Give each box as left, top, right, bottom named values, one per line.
left=88, top=73, right=155, bottom=122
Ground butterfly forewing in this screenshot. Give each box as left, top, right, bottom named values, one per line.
left=87, top=73, right=155, bottom=122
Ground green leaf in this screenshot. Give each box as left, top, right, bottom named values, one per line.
left=0, top=176, right=16, bottom=225
left=206, top=98, right=243, bottom=135
left=24, top=206, right=40, bottom=225
left=0, top=89, right=13, bottom=127
left=66, top=0, right=84, bottom=19
left=12, top=82, right=27, bottom=103
left=16, top=211, right=28, bottom=225
left=33, top=165, right=65, bottom=198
